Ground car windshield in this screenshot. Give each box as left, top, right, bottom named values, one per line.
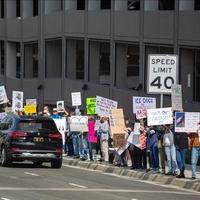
left=17, top=120, right=58, bottom=132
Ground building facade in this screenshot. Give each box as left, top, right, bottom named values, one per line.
left=0, top=0, right=200, bottom=117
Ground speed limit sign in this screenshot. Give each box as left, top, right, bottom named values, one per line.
left=147, top=54, right=178, bottom=94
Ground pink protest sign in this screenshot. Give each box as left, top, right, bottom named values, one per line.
left=88, top=120, right=97, bottom=143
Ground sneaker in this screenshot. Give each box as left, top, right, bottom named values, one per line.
left=159, top=169, right=165, bottom=174
left=191, top=177, right=196, bottom=180
left=176, top=173, right=185, bottom=178
left=165, top=171, right=173, bottom=176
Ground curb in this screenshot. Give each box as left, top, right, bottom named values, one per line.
left=63, top=157, right=200, bottom=192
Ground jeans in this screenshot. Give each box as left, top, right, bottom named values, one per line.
left=80, top=135, right=89, bottom=159
left=165, top=145, right=177, bottom=173
left=72, top=132, right=81, bottom=156
left=191, top=147, right=200, bottom=178
left=149, top=143, right=159, bottom=170
left=176, top=148, right=187, bottom=173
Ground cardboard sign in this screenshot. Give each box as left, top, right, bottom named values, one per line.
left=26, top=99, right=37, bottom=106
left=71, top=92, right=81, bottom=106
left=86, top=98, right=96, bottom=115
left=171, top=84, right=183, bottom=111
left=175, top=112, right=200, bottom=133
left=113, top=133, right=125, bottom=148
left=133, top=96, right=156, bottom=119
left=147, top=107, right=173, bottom=126
left=70, top=116, right=88, bottom=132
left=0, top=86, right=8, bottom=105
left=12, top=91, right=23, bottom=112
left=53, top=118, right=66, bottom=145
left=24, top=105, right=37, bottom=114
left=109, top=108, right=125, bottom=135
left=147, top=54, right=178, bottom=94
left=96, top=96, right=118, bottom=117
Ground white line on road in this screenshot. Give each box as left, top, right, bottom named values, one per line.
left=69, top=183, right=88, bottom=189
left=24, top=172, right=40, bottom=177
left=1, top=198, right=11, bottom=200
left=131, top=199, right=138, bottom=200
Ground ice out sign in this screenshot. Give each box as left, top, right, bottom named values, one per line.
left=147, top=54, right=178, bottom=94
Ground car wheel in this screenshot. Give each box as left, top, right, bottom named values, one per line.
left=51, top=158, right=62, bottom=169
left=33, top=161, right=43, bottom=167
left=0, top=147, right=11, bottom=167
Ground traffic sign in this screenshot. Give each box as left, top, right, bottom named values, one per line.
left=147, top=54, right=178, bottom=94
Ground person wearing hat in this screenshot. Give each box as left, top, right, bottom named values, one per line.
left=51, top=108, right=61, bottom=119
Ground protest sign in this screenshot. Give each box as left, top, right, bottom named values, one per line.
left=71, top=92, right=81, bottom=106
left=113, top=133, right=125, bottom=148
left=69, top=116, right=88, bottom=132
left=53, top=118, right=67, bottom=145
left=88, top=120, right=97, bottom=143
left=96, top=96, right=118, bottom=117
left=116, top=141, right=130, bottom=156
left=57, top=100, right=64, bottom=111
left=12, top=91, right=23, bottom=112
left=0, top=86, right=8, bottom=105
left=147, top=107, right=173, bottom=126
left=24, top=105, right=37, bottom=115
left=86, top=98, right=96, bottom=115
left=127, top=123, right=141, bottom=148
left=171, top=84, right=183, bottom=111
left=26, top=99, right=37, bottom=105
left=109, top=108, right=125, bottom=135
left=0, top=112, right=6, bottom=121
left=133, top=96, right=156, bottom=119
left=175, top=112, right=200, bottom=133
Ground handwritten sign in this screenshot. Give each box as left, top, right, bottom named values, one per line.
left=69, top=116, right=88, bottom=132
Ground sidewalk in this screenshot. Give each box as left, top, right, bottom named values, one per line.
left=63, top=156, right=200, bottom=192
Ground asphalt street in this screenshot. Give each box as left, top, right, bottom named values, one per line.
left=0, top=159, right=199, bottom=200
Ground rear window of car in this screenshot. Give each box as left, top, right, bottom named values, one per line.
left=17, top=120, right=58, bottom=132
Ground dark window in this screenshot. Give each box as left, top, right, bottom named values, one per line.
left=32, top=43, right=38, bottom=78
left=99, top=43, right=110, bottom=76
left=127, top=44, right=139, bottom=77
left=159, top=0, right=174, bottom=10
left=33, top=0, right=38, bottom=16
left=0, top=41, right=4, bottom=75
left=16, top=43, right=21, bottom=79
left=193, top=49, right=200, bottom=102
left=1, top=0, right=4, bottom=18
left=76, top=40, right=84, bottom=80
left=16, top=0, right=21, bottom=17
left=77, top=0, right=85, bottom=10
left=101, top=0, right=111, bottom=9
left=128, top=0, right=140, bottom=11
left=195, top=0, right=200, bottom=10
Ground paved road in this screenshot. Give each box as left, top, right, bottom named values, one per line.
left=0, top=159, right=199, bottom=200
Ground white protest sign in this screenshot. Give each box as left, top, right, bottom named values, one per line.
left=0, top=85, right=8, bottom=105
left=175, top=112, right=200, bottom=133
left=69, top=116, right=88, bottom=132
left=171, top=84, right=183, bottom=111
left=57, top=100, right=64, bottom=111
left=147, top=107, right=173, bottom=126
left=96, top=96, right=118, bottom=117
left=53, top=118, right=66, bottom=145
left=71, top=92, right=81, bottom=106
left=147, top=54, right=178, bottom=94
left=12, top=91, right=23, bottom=112
left=133, top=96, right=156, bottom=119
left=26, top=99, right=37, bottom=105
left=127, top=123, right=141, bottom=148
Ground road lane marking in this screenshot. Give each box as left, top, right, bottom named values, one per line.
left=1, top=198, right=11, bottom=200
left=69, top=183, right=87, bottom=189
left=131, top=199, right=138, bottom=200
left=0, top=188, right=199, bottom=195
left=24, top=172, right=40, bottom=177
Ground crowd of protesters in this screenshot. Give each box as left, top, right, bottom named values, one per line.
left=0, top=104, right=200, bottom=180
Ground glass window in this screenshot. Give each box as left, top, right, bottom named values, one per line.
left=33, top=0, right=38, bottom=16
left=99, top=43, right=110, bottom=76
left=0, top=41, right=4, bottom=75
left=159, top=0, right=175, bottom=10
left=127, top=44, right=139, bottom=77
left=1, top=0, right=4, bottom=18
left=16, top=43, right=21, bottom=79
left=76, top=40, right=84, bottom=80
left=77, top=0, right=85, bottom=10
left=16, top=0, right=21, bottom=17
left=128, top=0, right=140, bottom=11
left=195, top=0, right=200, bottom=10
left=101, top=0, right=111, bottom=9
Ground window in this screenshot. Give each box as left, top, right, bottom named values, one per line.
left=0, top=0, right=4, bottom=18
left=128, top=0, right=140, bottom=10
left=193, top=49, right=200, bottom=102
left=195, top=0, right=200, bottom=10
left=16, top=0, right=21, bottom=18
left=76, top=40, right=84, bottom=80
left=99, top=43, right=110, bottom=76
left=33, top=0, right=38, bottom=16
left=101, top=0, right=111, bottom=9
left=16, top=43, right=21, bottom=79
left=77, top=0, right=85, bottom=10
left=159, top=0, right=174, bottom=10
left=127, top=44, right=139, bottom=77
left=0, top=41, right=4, bottom=75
